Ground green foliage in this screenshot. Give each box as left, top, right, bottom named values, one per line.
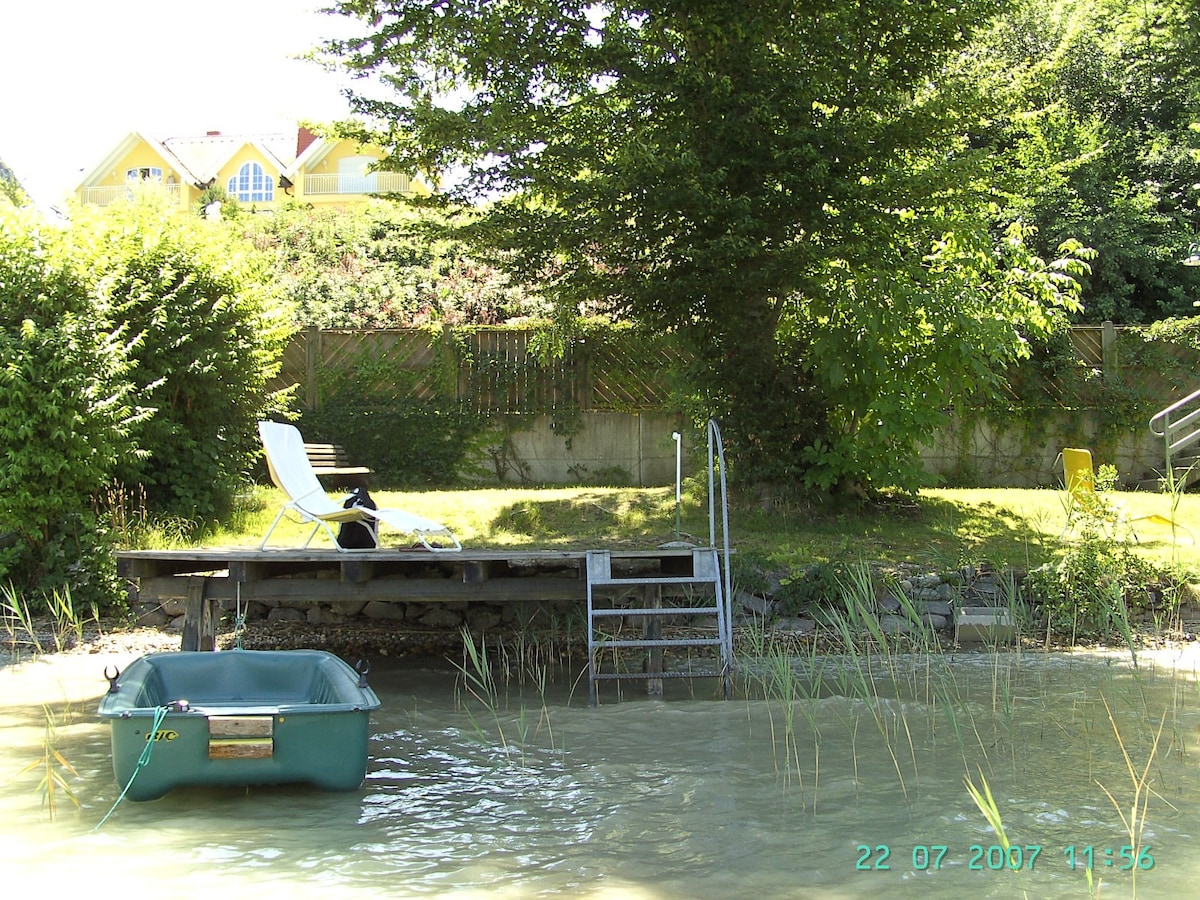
left=0, top=157, right=28, bottom=207
left=1028, top=521, right=1169, bottom=644
left=0, top=204, right=134, bottom=606
left=776, top=561, right=851, bottom=617
left=965, top=0, right=1200, bottom=323
left=62, top=191, right=293, bottom=520
left=2, top=190, right=294, bottom=603
left=786, top=226, right=1092, bottom=492
left=242, top=202, right=549, bottom=328
left=300, top=396, right=488, bottom=488
left=1140, top=315, right=1200, bottom=353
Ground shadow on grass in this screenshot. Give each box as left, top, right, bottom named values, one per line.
left=730, top=492, right=1059, bottom=570
left=490, top=491, right=682, bottom=548
left=482, top=486, right=1061, bottom=568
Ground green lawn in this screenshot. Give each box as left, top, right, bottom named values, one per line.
left=192, top=482, right=1200, bottom=580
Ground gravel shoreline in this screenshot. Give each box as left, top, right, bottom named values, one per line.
left=7, top=609, right=1200, bottom=672
left=0, top=616, right=475, bottom=670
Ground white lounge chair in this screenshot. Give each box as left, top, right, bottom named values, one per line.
left=257, top=421, right=462, bottom=553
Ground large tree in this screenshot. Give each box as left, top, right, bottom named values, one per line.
left=323, top=0, right=1090, bottom=491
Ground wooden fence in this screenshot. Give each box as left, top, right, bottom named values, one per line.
left=274, top=325, right=688, bottom=413
left=273, top=323, right=1197, bottom=415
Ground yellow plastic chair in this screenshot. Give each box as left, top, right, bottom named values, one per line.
left=1060, top=447, right=1191, bottom=542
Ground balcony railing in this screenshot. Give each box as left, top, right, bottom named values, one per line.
left=302, top=173, right=412, bottom=196
left=81, top=183, right=182, bottom=206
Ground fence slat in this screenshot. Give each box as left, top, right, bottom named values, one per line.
left=271, top=323, right=1192, bottom=415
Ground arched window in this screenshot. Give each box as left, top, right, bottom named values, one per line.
left=227, top=162, right=273, bottom=202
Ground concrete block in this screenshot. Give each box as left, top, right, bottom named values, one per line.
left=954, top=606, right=1016, bottom=644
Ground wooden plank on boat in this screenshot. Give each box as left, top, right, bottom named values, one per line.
left=209, top=715, right=274, bottom=737
left=208, top=716, right=275, bottom=759
left=209, top=738, right=274, bottom=759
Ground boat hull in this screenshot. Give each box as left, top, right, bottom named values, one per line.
left=97, top=649, right=381, bottom=801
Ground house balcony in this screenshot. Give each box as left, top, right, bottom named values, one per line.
left=302, top=173, right=412, bottom=196
left=81, top=182, right=182, bottom=206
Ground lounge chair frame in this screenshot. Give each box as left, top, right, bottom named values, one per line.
left=258, top=421, right=461, bottom=553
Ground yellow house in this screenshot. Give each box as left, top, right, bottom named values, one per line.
left=76, top=127, right=428, bottom=211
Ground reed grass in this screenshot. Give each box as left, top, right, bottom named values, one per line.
left=19, top=706, right=80, bottom=820
left=452, top=626, right=561, bottom=765
left=1096, top=695, right=1166, bottom=898
left=44, top=586, right=95, bottom=652
left=451, top=626, right=508, bottom=753
left=2, top=582, right=42, bottom=657
left=964, top=766, right=1011, bottom=854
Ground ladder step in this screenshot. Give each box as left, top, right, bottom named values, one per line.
left=594, top=638, right=723, bottom=649
left=589, top=575, right=719, bottom=587
left=592, top=670, right=725, bottom=681
left=590, top=606, right=720, bottom=616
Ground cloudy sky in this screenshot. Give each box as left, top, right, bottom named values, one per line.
left=2, top=0, right=364, bottom=213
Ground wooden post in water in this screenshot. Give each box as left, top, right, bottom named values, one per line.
left=181, top=576, right=217, bottom=652
left=644, top=583, right=663, bottom=696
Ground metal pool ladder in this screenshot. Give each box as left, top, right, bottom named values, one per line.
left=585, top=419, right=734, bottom=704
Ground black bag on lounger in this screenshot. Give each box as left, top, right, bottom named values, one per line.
left=336, top=486, right=378, bottom=549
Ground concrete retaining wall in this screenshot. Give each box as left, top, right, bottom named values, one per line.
left=497, top=410, right=1170, bottom=488
left=494, top=411, right=683, bottom=486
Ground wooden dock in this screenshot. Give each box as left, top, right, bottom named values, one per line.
left=119, top=545, right=733, bottom=699
left=117, top=546, right=707, bottom=649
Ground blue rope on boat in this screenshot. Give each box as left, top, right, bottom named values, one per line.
left=93, top=704, right=171, bottom=831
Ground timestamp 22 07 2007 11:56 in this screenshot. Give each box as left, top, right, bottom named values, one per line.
left=856, top=843, right=1156, bottom=873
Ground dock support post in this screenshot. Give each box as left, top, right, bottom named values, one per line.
left=181, top=576, right=217, bottom=652
left=644, top=584, right=663, bottom=696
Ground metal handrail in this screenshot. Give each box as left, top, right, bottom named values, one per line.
left=706, top=418, right=733, bottom=699
left=1149, top=387, right=1200, bottom=481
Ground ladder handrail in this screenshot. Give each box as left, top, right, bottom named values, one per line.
left=707, top=419, right=733, bottom=698
left=584, top=418, right=734, bottom=704
left=1149, top=387, right=1200, bottom=480
left=1149, top=386, right=1200, bottom=437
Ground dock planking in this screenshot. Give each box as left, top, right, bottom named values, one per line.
left=116, top=547, right=703, bottom=651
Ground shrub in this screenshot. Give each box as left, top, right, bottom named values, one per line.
left=0, top=205, right=134, bottom=606
left=1027, top=525, right=1169, bottom=644
left=63, top=191, right=293, bottom=520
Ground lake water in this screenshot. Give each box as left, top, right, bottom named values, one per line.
left=3, top=641, right=1199, bottom=899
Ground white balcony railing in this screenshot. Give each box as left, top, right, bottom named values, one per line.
left=81, top=183, right=182, bottom=206
left=302, top=172, right=412, bottom=196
